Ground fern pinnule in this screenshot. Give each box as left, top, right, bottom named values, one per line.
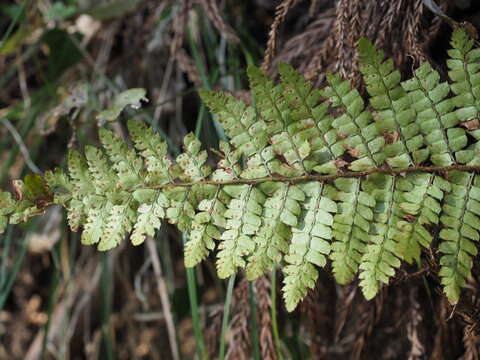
left=278, top=62, right=343, bottom=174
left=324, top=72, right=385, bottom=171
left=402, top=63, right=465, bottom=167
left=394, top=173, right=448, bottom=264
left=448, top=28, right=480, bottom=124
left=127, top=119, right=174, bottom=185
left=330, top=177, right=372, bottom=284
left=358, top=38, right=427, bottom=168
left=99, top=128, right=144, bottom=188
left=246, top=182, right=304, bottom=280
left=283, top=182, right=336, bottom=311
left=248, top=65, right=311, bottom=175
left=217, top=184, right=265, bottom=278
left=358, top=174, right=401, bottom=300
left=439, top=171, right=480, bottom=304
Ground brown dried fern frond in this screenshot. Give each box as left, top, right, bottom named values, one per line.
left=269, top=0, right=450, bottom=87
left=274, top=8, right=335, bottom=75
left=262, top=0, right=302, bottom=72
left=406, top=288, right=425, bottom=360
left=463, top=325, right=480, bottom=360
left=170, top=0, right=192, bottom=57
left=226, top=279, right=251, bottom=360
left=205, top=306, right=223, bottom=358
left=198, top=0, right=240, bottom=43
left=255, top=276, right=277, bottom=360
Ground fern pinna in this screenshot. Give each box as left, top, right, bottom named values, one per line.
left=2, top=29, right=480, bottom=311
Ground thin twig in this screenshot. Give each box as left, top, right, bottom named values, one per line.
left=153, top=56, right=175, bottom=125
left=16, top=50, right=31, bottom=109
left=146, top=236, right=180, bottom=360
left=1, top=117, right=42, bottom=174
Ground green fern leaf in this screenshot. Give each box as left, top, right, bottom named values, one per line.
left=165, top=186, right=196, bottom=232
left=216, top=184, right=265, bottom=278
left=99, top=196, right=136, bottom=251
left=358, top=38, right=427, bottom=167
left=282, top=182, right=336, bottom=311
left=448, top=28, right=480, bottom=123
left=185, top=186, right=228, bottom=267
left=81, top=197, right=112, bottom=245
left=359, top=174, right=401, bottom=300
left=99, top=128, right=144, bottom=188
left=177, top=133, right=212, bottom=181
left=330, top=178, right=373, bottom=284
left=246, top=182, right=305, bottom=280
left=447, top=28, right=480, bottom=165
left=395, top=173, right=449, bottom=263
left=324, top=72, right=385, bottom=171
left=130, top=189, right=168, bottom=245
left=127, top=120, right=174, bottom=185
left=66, top=149, right=95, bottom=231
left=200, top=90, right=277, bottom=178
left=439, top=171, right=480, bottom=303
left=5, top=28, right=480, bottom=311
left=402, top=63, right=465, bottom=166
left=248, top=66, right=311, bottom=175
left=278, top=63, right=344, bottom=174
left=44, top=168, right=72, bottom=204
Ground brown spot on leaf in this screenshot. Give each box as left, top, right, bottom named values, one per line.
left=383, top=131, right=400, bottom=144
left=460, top=119, right=480, bottom=130
left=347, top=148, right=359, bottom=158
left=335, top=158, right=348, bottom=168
left=402, top=214, right=416, bottom=223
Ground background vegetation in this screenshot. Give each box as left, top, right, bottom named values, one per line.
left=1, top=0, right=480, bottom=359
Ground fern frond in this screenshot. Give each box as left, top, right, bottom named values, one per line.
left=177, top=133, right=212, bottom=181
left=200, top=90, right=276, bottom=178
left=185, top=141, right=239, bottom=267
left=81, top=197, right=112, bottom=246
left=5, top=28, right=480, bottom=312
left=44, top=168, right=72, bottom=204
left=185, top=187, right=227, bottom=267
left=448, top=28, right=480, bottom=124
left=65, top=149, right=94, bottom=231
left=85, top=146, right=117, bottom=193
left=131, top=189, right=168, bottom=245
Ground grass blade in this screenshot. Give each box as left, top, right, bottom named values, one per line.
left=219, top=274, right=236, bottom=360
